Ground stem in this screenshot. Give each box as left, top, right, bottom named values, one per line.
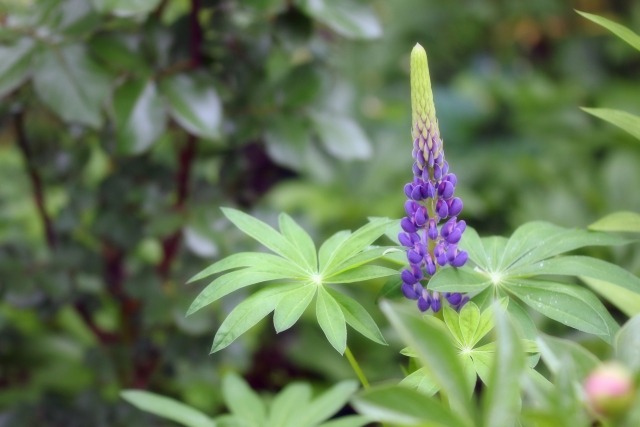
left=345, top=346, right=370, bottom=389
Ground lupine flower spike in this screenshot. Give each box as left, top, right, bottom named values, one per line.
left=399, top=43, right=469, bottom=313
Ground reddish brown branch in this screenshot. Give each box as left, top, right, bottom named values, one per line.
left=74, top=299, right=120, bottom=344
left=13, top=111, right=56, bottom=249
left=189, top=0, right=204, bottom=67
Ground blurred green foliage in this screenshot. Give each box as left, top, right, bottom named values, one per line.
left=0, top=0, right=639, bottom=425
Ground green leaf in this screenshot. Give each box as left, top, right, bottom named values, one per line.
left=33, top=44, right=110, bottom=128
left=399, top=367, right=439, bottom=396
left=589, top=211, right=640, bottom=233
left=536, top=334, right=599, bottom=379
left=161, top=73, right=222, bottom=140
left=310, top=111, right=372, bottom=161
left=221, top=208, right=309, bottom=270
left=351, top=384, right=470, bottom=427
left=299, top=381, right=359, bottom=426
left=576, top=10, right=640, bottom=51
left=505, top=279, right=618, bottom=341
left=506, top=299, right=537, bottom=342
left=222, top=373, right=266, bottom=426
left=211, top=284, right=295, bottom=352
left=319, top=230, right=351, bottom=271
left=324, top=265, right=398, bottom=284
left=187, top=269, right=294, bottom=315
left=443, top=305, right=464, bottom=347
left=582, top=277, right=640, bottom=317
left=380, top=301, right=475, bottom=424
left=113, top=78, right=165, bottom=154
left=322, top=218, right=393, bottom=275
left=316, top=286, right=347, bottom=354
left=121, top=390, right=216, bottom=427
left=615, top=315, right=640, bottom=372
left=326, top=288, right=386, bottom=345
left=510, top=256, right=640, bottom=316
left=473, top=299, right=506, bottom=345
left=188, top=252, right=299, bottom=283
left=427, top=267, right=492, bottom=294
left=482, top=305, right=525, bottom=427
left=0, top=38, right=34, bottom=98
left=273, top=284, right=316, bottom=332
left=296, top=0, right=382, bottom=40
left=501, top=222, right=629, bottom=270
left=481, top=236, right=509, bottom=271
left=278, top=212, right=318, bottom=271
left=267, top=382, right=312, bottom=427
left=469, top=348, right=493, bottom=385
left=581, top=108, right=640, bottom=141
left=92, top=0, right=163, bottom=16
left=458, top=302, right=481, bottom=348
left=330, top=246, right=390, bottom=275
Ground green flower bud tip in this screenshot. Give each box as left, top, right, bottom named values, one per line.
left=410, top=43, right=438, bottom=143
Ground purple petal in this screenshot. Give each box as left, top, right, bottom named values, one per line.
left=401, top=269, right=416, bottom=285
left=448, top=198, right=463, bottom=217
left=401, top=217, right=417, bottom=233
left=417, top=295, right=431, bottom=312
left=402, top=283, right=420, bottom=300
left=414, top=208, right=427, bottom=226
left=451, top=250, right=468, bottom=267
left=407, top=250, right=422, bottom=264
left=436, top=199, right=449, bottom=218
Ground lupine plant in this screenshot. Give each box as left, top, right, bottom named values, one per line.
left=122, top=11, right=640, bottom=427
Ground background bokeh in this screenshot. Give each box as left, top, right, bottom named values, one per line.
left=1, top=0, right=639, bottom=425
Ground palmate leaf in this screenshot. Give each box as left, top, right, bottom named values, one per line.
left=430, top=221, right=635, bottom=342
left=189, top=209, right=395, bottom=353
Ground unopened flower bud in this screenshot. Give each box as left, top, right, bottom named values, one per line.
left=584, top=362, right=635, bottom=418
